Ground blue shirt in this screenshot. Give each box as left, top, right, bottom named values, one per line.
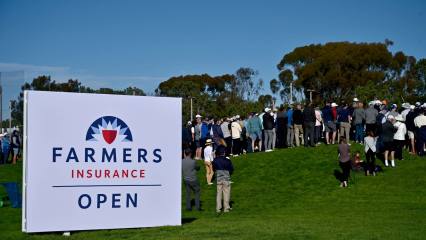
left=337, top=107, right=350, bottom=122
left=287, top=109, right=293, bottom=126
left=322, top=106, right=333, bottom=122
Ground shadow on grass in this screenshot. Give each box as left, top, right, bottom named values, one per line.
left=182, top=217, right=197, bottom=225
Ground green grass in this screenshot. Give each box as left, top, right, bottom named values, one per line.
left=1, top=144, right=426, bottom=239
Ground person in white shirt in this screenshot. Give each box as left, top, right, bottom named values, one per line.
left=364, top=130, right=377, bottom=176
left=231, top=118, right=242, bottom=156
left=203, top=139, right=214, bottom=185
left=393, top=115, right=407, bottom=161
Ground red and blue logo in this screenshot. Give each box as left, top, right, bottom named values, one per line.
left=85, top=116, right=133, bottom=144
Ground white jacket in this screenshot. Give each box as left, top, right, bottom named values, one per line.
left=364, top=136, right=377, bottom=153
left=231, top=121, right=242, bottom=139
left=393, top=121, right=407, bottom=140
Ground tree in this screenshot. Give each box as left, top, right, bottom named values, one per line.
left=230, top=67, right=263, bottom=101
left=276, top=41, right=420, bottom=103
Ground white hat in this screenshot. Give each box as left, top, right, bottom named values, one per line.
left=387, top=115, right=395, bottom=120
left=331, top=103, right=338, bottom=107
left=422, top=103, right=426, bottom=108
left=235, top=115, right=240, bottom=119
left=375, top=100, right=382, bottom=105
left=195, top=114, right=202, bottom=118
left=187, top=121, right=192, bottom=125
left=264, top=107, right=271, bottom=112
left=416, top=102, right=421, bottom=106
left=395, top=114, right=404, bottom=122
left=410, top=105, right=415, bottom=110
left=353, top=98, right=359, bottom=102
left=205, top=139, right=212, bottom=145
left=391, top=104, right=397, bottom=109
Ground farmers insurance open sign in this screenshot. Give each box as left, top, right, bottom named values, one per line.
left=22, top=91, right=181, bottom=232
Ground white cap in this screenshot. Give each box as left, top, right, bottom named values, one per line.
left=331, top=103, right=338, bottom=107
left=410, top=105, right=415, bottom=110
left=402, top=103, right=410, bottom=109
left=195, top=114, right=202, bottom=118
left=187, top=121, right=192, bottom=125
left=353, top=98, right=359, bottom=102
left=264, top=107, right=271, bottom=112
left=235, top=115, right=240, bottom=119
left=416, top=102, right=421, bottom=106
left=422, top=103, right=426, bottom=108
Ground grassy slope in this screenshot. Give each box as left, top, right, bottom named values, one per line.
left=1, top=144, right=425, bottom=240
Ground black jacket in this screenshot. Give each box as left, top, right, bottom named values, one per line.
left=263, top=113, right=275, bottom=130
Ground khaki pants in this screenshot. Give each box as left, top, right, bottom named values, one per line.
left=340, top=122, right=351, bottom=142
left=216, top=180, right=231, bottom=212
left=294, top=124, right=304, bottom=147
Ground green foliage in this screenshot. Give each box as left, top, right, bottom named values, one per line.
left=156, top=68, right=265, bottom=122
left=277, top=41, right=422, bottom=104
left=11, top=76, right=146, bottom=125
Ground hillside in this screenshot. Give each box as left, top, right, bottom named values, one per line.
left=1, top=144, right=426, bottom=239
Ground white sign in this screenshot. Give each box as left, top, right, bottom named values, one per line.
left=22, top=91, right=182, bottom=233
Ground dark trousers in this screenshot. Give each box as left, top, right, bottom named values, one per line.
left=339, top=161, right=351, bottom=182
left=304, top=122, right=315, bottom=147
left=355, top=124, right=364, bottom=142
left=314, top=125, right=321, bottom=144
left=184, top=180, right=200, bottom=210
left=365, top=149, right=376, bottom=173
left=232, top=138, right=241, bottom=155
left=224, top=137, right=232, bottom=156
left=394, top=139, right=405, bottom=160
left=417, top=127, right=426, bottom=156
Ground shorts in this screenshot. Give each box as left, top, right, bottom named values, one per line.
left=383, top=141, right=395, bottom=151
left=325, top=122, right=336, bottom=133
left=408, top=130, right=415, bottom=140
left=250, top=131, right=262, bottom=141
left=195, top=140, right=201, bottom=148
left=12, top=148, right=19, bottom=156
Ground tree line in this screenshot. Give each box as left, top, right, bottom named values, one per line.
left=9, top=40, right=426, bottom=126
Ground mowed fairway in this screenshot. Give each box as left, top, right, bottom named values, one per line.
left=1, top=144, right=426, bottom=240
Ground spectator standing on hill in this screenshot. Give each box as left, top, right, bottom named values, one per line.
left=203, top=139, right=214, bottom=185
left=353, top=102, right=366, bottom=144
left=231, top=117, right=242, bottom=156
left=293, top=104, right=304, bottom=147
left=338, top=137, right=351, bottom=188
left=221, top=118, right=232, bottom=156
left=322, top=102, right=336, bottom=144
left=365, top=102, right=378, bottom=134
left=405, top=105, right=417, bottom=155
left=213, top=145, right=234, bottom=213
left=247, top=113, right=263, bottom=152
left=338, top=103, right=351, bottom=144
left=382, top=115, right=397, bottom=167
left=303, top=103, right=316, bottom=147
left=414, top=108, right=426, bottom=156
left=194, top=115, right=203, bottom=160
left=276, top=106, right=287, bottom=148
left=182, top=148, right=201, bottom=211
left=393, top=115, right=407, bottom=161
left=263, top=107, right=275, bottom=152
left=287, top=105, right=294, bottom=147
left=314, top=106, right=322, bottom=145
left=364, top=130, right=377, bottom=176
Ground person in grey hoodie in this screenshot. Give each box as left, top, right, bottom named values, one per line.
left=182, top=148, right=201, bottom=211
left=365, top=102, right=379, bottom=134
left=352, top=102, right=366, bottom=143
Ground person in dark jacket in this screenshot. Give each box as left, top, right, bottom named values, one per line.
left=381, top=115, right=397, bottom=167
left=405, top=106, right=417, bottom=155
left=263, top=108, right=275, bottom=152
left=303, top=103, right=316, bottom=147
left=213, top=145, right=234, bottom=213
left=182, top=148, right=201, bottom=211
